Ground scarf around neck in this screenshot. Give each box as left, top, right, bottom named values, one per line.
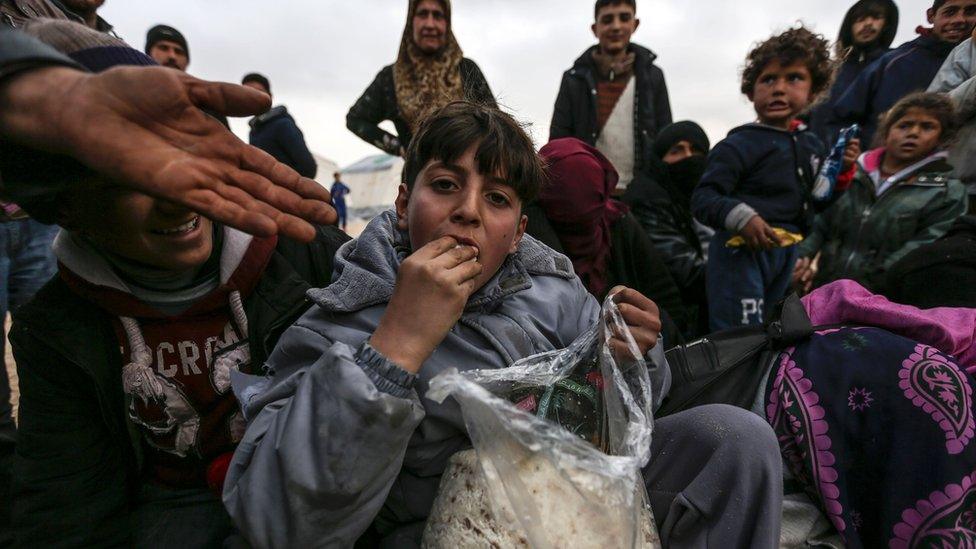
left=591, top=47, right=636, bottom=82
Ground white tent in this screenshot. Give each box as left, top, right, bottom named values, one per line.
left=338, top=154, right=403, bottom=218
left=313, top=153, right=340, bottom=189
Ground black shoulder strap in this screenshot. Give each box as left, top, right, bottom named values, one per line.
left=657, top=292, right=829, bottom=417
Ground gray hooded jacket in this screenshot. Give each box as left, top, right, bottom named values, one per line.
left=222, top=211, right=671, bottom=547
left=929, top=37, right=976, bottom=184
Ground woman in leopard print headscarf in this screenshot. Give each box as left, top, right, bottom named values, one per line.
left=347, top=0, right=496, bottom=156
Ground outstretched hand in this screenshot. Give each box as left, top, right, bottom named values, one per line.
left=0, top=65, right=336, bottom=241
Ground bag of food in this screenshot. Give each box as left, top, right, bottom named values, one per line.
left=425, top=297, right=655, bottom=548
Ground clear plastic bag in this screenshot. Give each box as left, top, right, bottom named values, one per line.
left=426, top=296, right=655, bottom=548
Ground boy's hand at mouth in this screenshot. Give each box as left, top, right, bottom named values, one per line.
left=370, top=236, right=482, bottom=374
left=606, top=287, right=662, bottom=360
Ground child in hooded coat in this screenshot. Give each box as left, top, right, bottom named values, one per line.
left=223, top=102, right=784, bottom=549
left=808, top=0, right=899, bottom=144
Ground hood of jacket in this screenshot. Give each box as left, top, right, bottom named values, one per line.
left=308, top=210, right=577, bottom=314
left=857, top=147, right=952, bottom=184
left=837, top=0, right=899, bottom=55
left=249, top=105, right=292, bottom=130
left=911, top=31, right=959, bottom=58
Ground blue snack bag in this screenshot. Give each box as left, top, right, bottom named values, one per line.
left=812, top=124, right=860, bottom=203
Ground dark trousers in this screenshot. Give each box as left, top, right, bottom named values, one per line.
left=131, top=484, right=240, bottom=549
left=706, top=231, right=798, bottom=332
left=643, top=404, right=783, bottom=548
left=335, top=200, right=347, bottom=230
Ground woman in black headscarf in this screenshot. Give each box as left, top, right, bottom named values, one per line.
left=622, top=120, right=712, bottom=336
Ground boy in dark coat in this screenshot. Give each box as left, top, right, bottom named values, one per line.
left=242, top=73, right=318, bottom=179
left=549, top=0, right=672, bottom=192
left=691, top=27, right=858, bottom=332
left=225, top=101, right=783, bottom=549
left=808, top=0, right=899, bottom=144
left=8, top=25, right=348, bottom=547
left=831, top=0, right=976, bottom=145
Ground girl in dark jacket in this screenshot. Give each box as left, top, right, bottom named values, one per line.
left=346, top=0, right=495, bottom=156
left=796, top=93, right=967, bottom=292
left=535, top=137, right=688, bottom=346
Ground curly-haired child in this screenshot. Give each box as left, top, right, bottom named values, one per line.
left=691, top=26, right=860, bottom=331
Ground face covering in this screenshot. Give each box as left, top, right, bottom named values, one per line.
left=664, top=155, right=707, bottom=206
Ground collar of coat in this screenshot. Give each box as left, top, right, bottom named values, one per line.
left=858, top=147, right=952, bottom=187
left=249, top=105, right=289, bottom=129
left=307, top=210, right=576, bottom=314
left=570, top=43, right=657, bottom=77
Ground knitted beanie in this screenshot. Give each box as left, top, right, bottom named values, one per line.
left=22, top=19, right=157, bottom=72
left=145, top=24, right=189, bottom=61
left=242, top=72, right=271, bottom=94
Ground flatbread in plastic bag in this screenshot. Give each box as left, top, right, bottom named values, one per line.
left=426, top=296, right=655, bottom=548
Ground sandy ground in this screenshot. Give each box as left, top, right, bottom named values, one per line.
left=344, top=217, right=368, bottom=238
left=5, top=317, right=16, bottom=423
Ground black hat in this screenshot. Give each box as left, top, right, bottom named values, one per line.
left=653, top=121, right=711, bottom=159
left=145, top=24, right=189, bottom=61
left=242, top=72, right=271, bottom=94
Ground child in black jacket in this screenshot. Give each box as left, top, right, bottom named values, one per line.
left=691, top=27, right=859, bottom=331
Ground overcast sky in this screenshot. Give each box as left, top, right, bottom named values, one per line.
left=101, top=0, right=931, bottom=168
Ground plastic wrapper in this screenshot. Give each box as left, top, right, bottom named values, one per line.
left=425, top=296, right=655, bottom=548
left=812, top=123, right=860, bottom=203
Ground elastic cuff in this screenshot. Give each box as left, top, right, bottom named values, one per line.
left=356, top=341, right=417, bottom=398
left=725, top=203, right=758, bottom=233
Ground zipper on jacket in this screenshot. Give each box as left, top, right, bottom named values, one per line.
left=839, top=176, right=946, bottom=273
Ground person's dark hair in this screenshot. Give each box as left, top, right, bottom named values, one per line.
left=242, top=73, right=270, bottom=94
left=849, top=0, right=888, bottom=21
left=594, top=0, right=636, bottom=18
left=932, top=0, right=948, bottom=12
left=402, top=101, right=544, bottom=204
left=877, top=92, right=959, bottom=146
left=837, top=0, right=898, bottom=57
left=741, top=26, right=832, bottom=99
